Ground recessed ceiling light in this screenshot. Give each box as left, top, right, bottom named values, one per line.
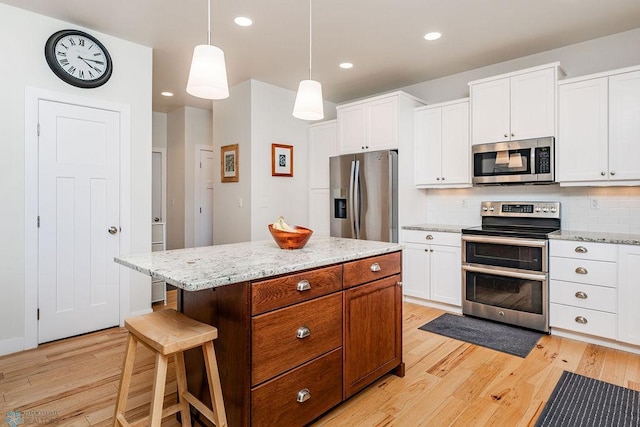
left=161, top=91, right=174, bottom=97
left=424, top=32, right=442, bottom=41
left=339, top=62, right=354, bottom=69
left=234, top=16, right=253, bottom=27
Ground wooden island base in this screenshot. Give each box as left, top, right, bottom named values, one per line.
left=179, top=251, right=403, bottom=427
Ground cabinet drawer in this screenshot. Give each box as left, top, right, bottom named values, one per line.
left=550, top=303, right=616, bottom=339
left=402, top=230, right=461, bottom=246
left=550, top=240, right=617, bottom=262
left=252, top=348, right=343, bottom=427
left=252, top=265, right=342, bottom=315
left=549, top=280, right=616, bottom=313
left=549, top=257, right=617, bottom=287
left=252, top=293, right=342, bottom=385
left=343, top=251, right=401, bottom=289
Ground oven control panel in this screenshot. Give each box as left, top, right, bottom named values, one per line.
left=481, top=201, right=560, bottom=218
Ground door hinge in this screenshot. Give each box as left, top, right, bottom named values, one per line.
left=37, top=308, right=40, bottom=320
left=37, top=216, right=40, bottom=228
left=37, top=123, right=40, bottom=136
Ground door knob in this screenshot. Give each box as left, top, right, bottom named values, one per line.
left=108, top=226, right=118, bottom=235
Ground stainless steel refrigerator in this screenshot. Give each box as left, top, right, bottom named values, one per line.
left=330, top=150, right=398, bottom=242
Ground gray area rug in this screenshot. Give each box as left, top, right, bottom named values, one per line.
left=418, top=313, right=542, bottom=358
left=536, top=371, right=640, bottom=426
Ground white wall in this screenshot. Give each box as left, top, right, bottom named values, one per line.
left=0, top=3, right=152, bottom=352
left=166, top=108, right=186, bottom=249
left=152, top=112, right=168, bottom=149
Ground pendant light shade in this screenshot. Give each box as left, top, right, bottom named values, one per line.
left=186, top=0, right=229, bottom=100
left=293, top=0, right=324, bottom=120
left=293, top=80, right=324, bottom=120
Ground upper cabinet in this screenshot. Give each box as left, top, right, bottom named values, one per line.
left=469, top=63, right=562, bottom=145
left=337, top=91, right=425, bottom=154
left=414, top=99, right=470, bottom=188
left=558, top=66, right=640, bottom=186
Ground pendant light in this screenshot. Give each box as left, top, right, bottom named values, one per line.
left=186, top=0, right=229, bottom=100
left=293, top=0, right=324, bottom=120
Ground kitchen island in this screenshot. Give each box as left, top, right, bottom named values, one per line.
left=115, top=236, right=404, bottom=426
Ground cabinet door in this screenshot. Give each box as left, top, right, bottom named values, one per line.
left=402, top=243, right=430, bottom=299
left=430, top=244, right=462, bottom=306
left=414, top=107, right=442, bottom=185
left=343, top=274, right=402, bottom=398
left=558, top=78, right=609, bottom=183
left=609, top=70, right=640, bottom=182
left=367, top=96, right=398, bottom=151
left=440, top=101, right=470, bottom=185
left=308, top=189, right=330, bottom=236
left=618, top=245, right=640, bottom=345
left=338, top=104, right=367, bottom=154
left=471, top=78, right=510, bottom=144
left=309, top=121, right=337, bottom=189
left=510, top=68, right=555, bottom=140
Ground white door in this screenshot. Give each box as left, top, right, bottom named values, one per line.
left=38, top=100, right=120, bottom=344
left=440, top=101, right=470, bottom=185
left=510, top=67, right=555, bottom=141
left=197, top=148, right=214, bottom=247
left=609, top=70, right=640, bottom=182
left=470, top=77, right=510, bottom=144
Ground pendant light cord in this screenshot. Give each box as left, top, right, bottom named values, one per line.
left=308, top=0, right=312, bottom=80
left=207, top=0, right=211, bottom=45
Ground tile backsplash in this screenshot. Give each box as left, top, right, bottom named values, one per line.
left=422, top=185, right=640, bottom=234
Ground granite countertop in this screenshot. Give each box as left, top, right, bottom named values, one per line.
left=401, top=224, right=470, bottom=233
left=549, top=230, right=640, bottom=246
left=115, top=236, right=403, bottom=291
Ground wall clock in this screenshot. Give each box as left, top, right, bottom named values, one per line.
left=44, top=29, right=113, bottom=89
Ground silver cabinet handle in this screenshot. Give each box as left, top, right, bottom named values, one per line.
left=504, top=133, right=508, bottom=138
left=296, top=326, right=310, bottom=339
left=601, top=171, right=606, bottom=176
left=575, top=316, right=588, bottom=324
left=574, top=246, right=588, bottom=253
left=436, top=177, right=440, bottom=180
left=370, top=263, right=381, bottom=272
left=297, top=388, right=311, bottom=403
left=575, top=291, right=588, bottom=299
left=397, top=281, right=403, bottom=287
left=108, top=226, right=118, bottom=235
left=441, top=177, right=445, bottom=181
left=511, top=133, right=515, bottom=137
left=611, top=171, right=616, bottom=176
left=575, top=267, right=588, bottom=275
left=296, top=280, right=311, bottom=292
left=425, top=234, right=434, bottom=240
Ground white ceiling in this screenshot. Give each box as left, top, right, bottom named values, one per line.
left=3, top=0, right=640, bottom=113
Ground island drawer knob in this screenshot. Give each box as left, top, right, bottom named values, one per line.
left=296, top=326, right=311, bottom=339
left=370, top=263, right=381, bottom=272
left=575, top=316, right=588, bottom=325
left=575, top=267, right=588, bottom=275
left=575, top=291, right=588, bottom=299
left=297, top=280, right=311, bottom=292
left=297, top=388, right=311, bottom=403
left=574, top=246, right=588, bottom=253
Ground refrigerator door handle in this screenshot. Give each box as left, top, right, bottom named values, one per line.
left=349, top=160, right=357, bottom=238
left=354, top=160, right=361, bottom=239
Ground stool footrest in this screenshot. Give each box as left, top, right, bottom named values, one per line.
left=183, top=391, right=218, bottom=425
left=117, top=402, right=182, bottom=427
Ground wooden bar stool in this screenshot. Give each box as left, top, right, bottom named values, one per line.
left=113, top=309, right=227, bottom=427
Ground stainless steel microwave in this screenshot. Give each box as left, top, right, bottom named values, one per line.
left=472, top=137, right=554, bottom=185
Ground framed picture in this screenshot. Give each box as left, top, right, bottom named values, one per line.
left=272, top=143, right=293, bottom=177
left=221, top=144, right=239, bottom=183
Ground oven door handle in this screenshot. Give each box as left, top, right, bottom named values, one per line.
left=462, top=264, right=547, bottom=281
left=461, top=234, right=548, bottom=248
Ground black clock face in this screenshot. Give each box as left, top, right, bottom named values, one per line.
left=45, top=30, right=113, bottom=88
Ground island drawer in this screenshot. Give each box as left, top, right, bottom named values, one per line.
left=252, top=292, right=342, bottom=385
left=252, top=264, right=343, bottom=314
left=343, top=251, right=401, bottom=289
left=251, top=347, right=343, bottom=427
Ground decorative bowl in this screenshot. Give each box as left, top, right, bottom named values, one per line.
left=268, top=224, right=313, bottom=249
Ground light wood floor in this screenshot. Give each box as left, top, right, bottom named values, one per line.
left=1, top=290, right=639, bottom=426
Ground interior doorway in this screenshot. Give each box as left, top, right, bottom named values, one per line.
left=195, top=147, right=214, bottom=247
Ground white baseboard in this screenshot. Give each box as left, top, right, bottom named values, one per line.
left=127, top=308, right=153, bottom=318
left=403, top=295, right=462, bottom=314
left=551, top=327, right=640, bottom=355
left=0, top=337, right=25, bottom=357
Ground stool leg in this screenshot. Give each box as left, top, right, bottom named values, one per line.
left=149, top=352, right=169, bottom=427
left=203, top=341, right=228, bottom=427
left=174, top=351, right=192, bottom=426
left=113, top=333, right=137, bottom=427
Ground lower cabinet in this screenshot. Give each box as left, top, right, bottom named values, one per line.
left=401, top=230, right=462, bottom=307
left=618, top=244, right=640, bottom=345
left=180, top=251, right=403, bottom=427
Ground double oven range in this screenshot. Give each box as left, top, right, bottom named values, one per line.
left=462, top=201, right=561, bottom=333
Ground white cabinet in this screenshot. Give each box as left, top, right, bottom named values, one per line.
left=617, top=245, right=640, bottom=345
left=558, top=66, right=640, bottom=185
left=469, top=63, right=560, bottom=145
left=308, top=120, right=337, bottom=236
left=549, top=240, right=618, bottom=340
left=337, top=91, right=424, bottom=154
left=414, top=99, right=470, bottom=187
left=401, top=230, right=461, bottom=307
left=151, top=222, right=166, bottom=304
